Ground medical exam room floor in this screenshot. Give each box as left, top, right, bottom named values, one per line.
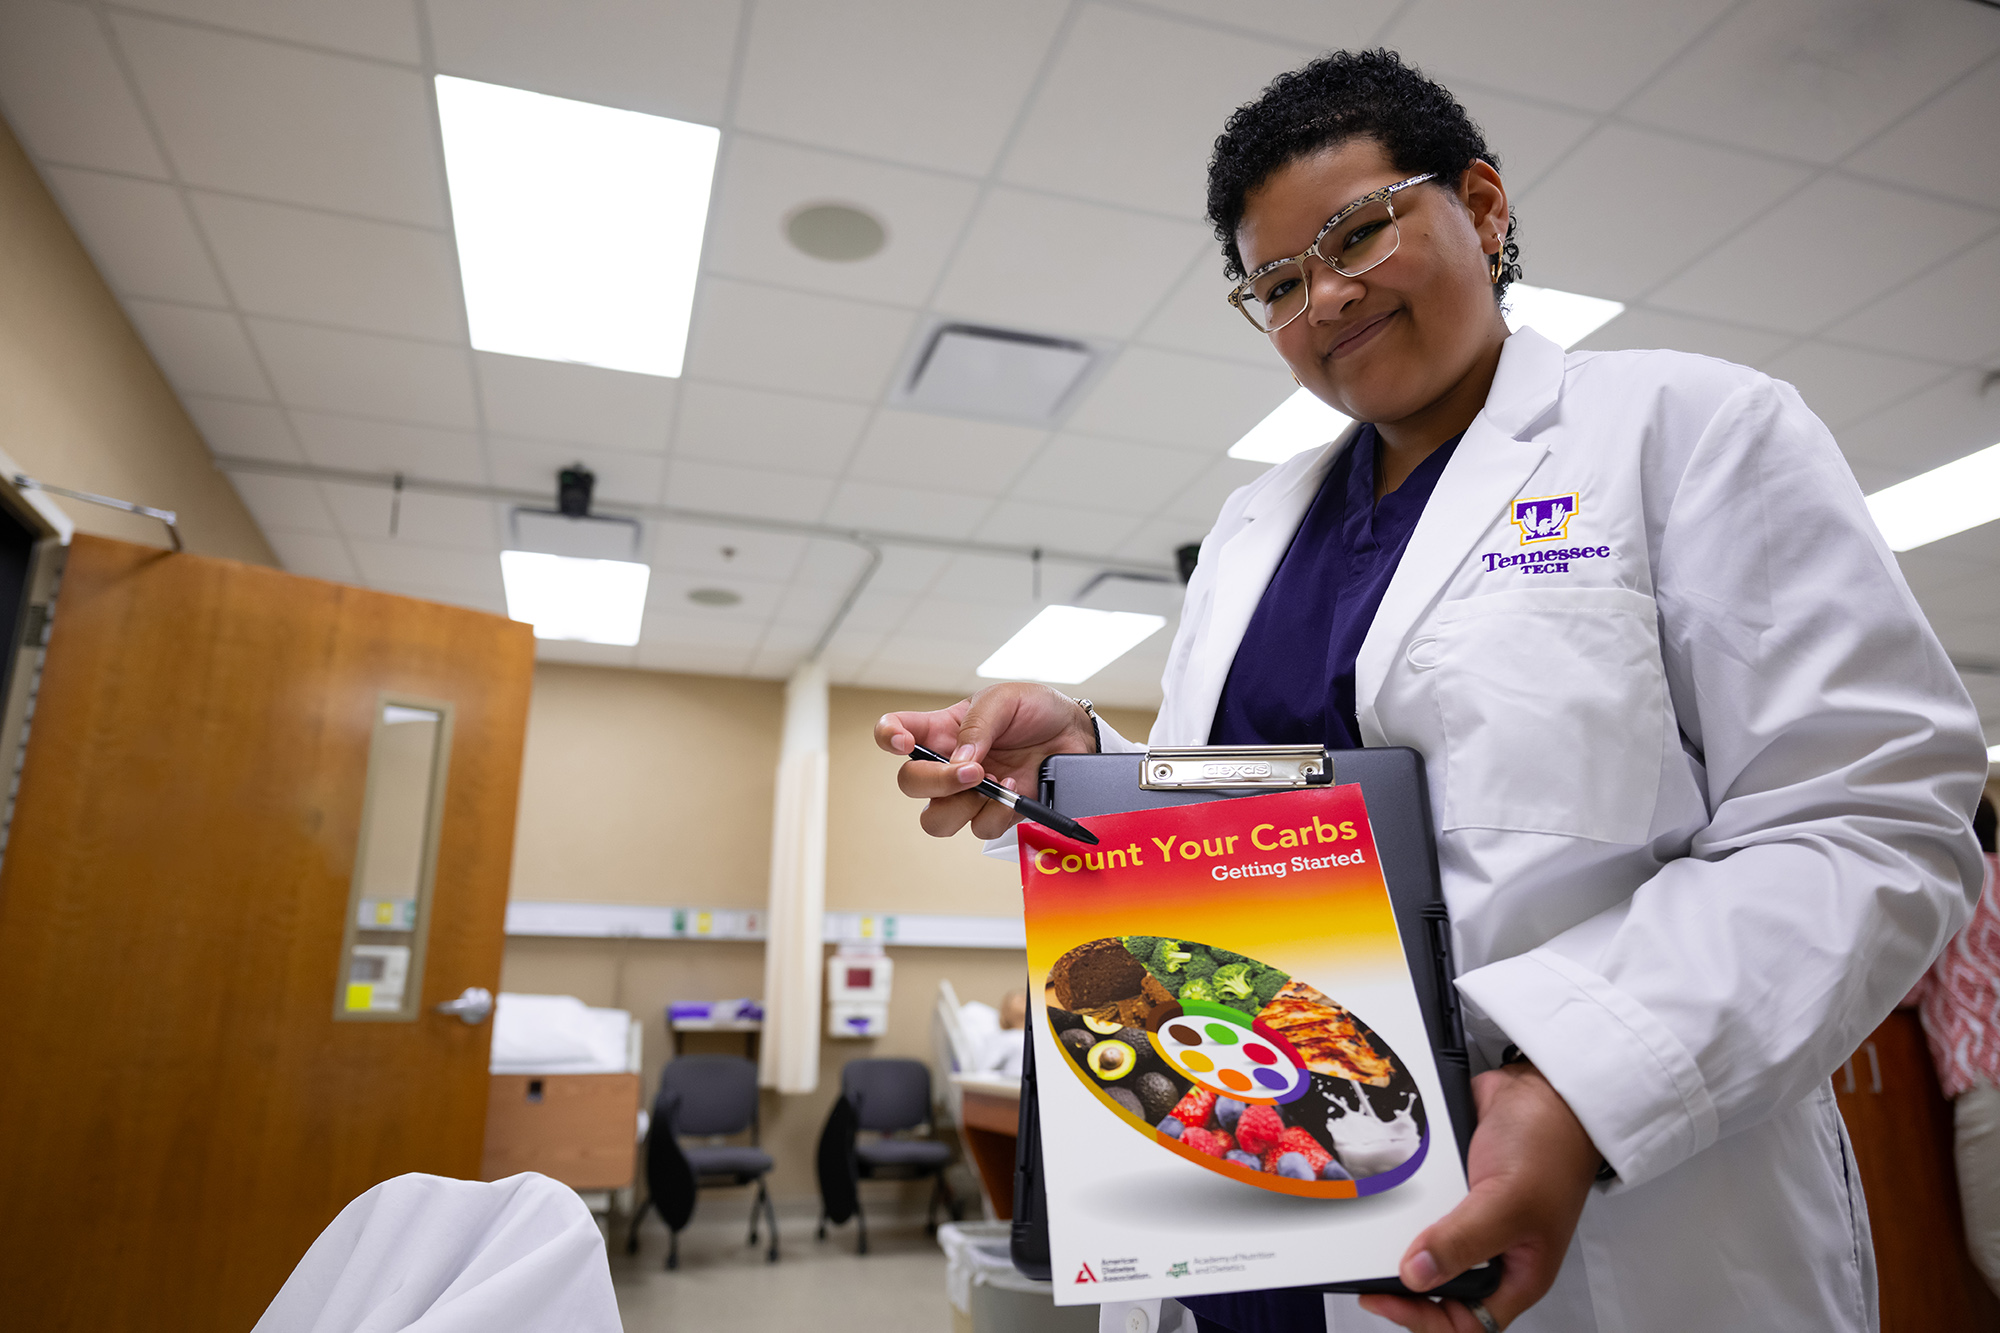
left=612, top=1209, right=950, bottom=1331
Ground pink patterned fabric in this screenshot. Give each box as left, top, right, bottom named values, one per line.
left=1911, top=854, right=2000, bottom=1100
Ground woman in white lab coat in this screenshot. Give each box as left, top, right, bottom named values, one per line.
left=876, top=50, right=1985, bottom=1333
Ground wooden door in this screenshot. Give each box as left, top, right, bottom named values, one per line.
left=0, top=535, right=535, bottom=1329
left=1836, top=1010, right=2000, bottom=1331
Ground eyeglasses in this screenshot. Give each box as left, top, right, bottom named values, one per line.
left=1226, top=173, right=1436, bottom=334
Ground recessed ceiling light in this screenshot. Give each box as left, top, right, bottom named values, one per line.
left=1504, top=283, right=1625, bottom=349
left=1229, top=388, right=1353, bottom=465
left=434, top=76, right=719, bottom=378
left=1866, top=440, right=2000, bottom=551
left=977, top=605, right=1166, bottom=684
left=786, top=204, right=886, bottom=262
left=500, top=550, right=650, bottom=645
left=687, top=587, right=742, bottom=607
left=1988, top=743, right=2000, bottom=764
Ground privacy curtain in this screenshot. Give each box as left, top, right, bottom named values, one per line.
left=760, top=661, right=829, bottom=1093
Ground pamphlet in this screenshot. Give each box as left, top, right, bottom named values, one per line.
left=1019, top=783, right=1468, bottom=1304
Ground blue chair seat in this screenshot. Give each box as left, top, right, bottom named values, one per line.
left=855, top=1138, right=951, bottom=1170
left=684, top=1144, right=773, bottom=1179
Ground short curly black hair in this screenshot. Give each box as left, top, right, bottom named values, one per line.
left=1206, top=49, right=1520, bottom=302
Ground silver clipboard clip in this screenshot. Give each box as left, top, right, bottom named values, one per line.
left=1138, top=743, right=1334, bottom=791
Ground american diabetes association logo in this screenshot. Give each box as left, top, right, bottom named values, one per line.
left=1511, top=492, right=1578, bottom=544
left=1045, top=936, right=1428, bottom=1199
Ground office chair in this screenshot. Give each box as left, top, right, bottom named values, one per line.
left=815, top=1058, right=960, bottom=1253
left=627, top=1055, right=778, bottom=1269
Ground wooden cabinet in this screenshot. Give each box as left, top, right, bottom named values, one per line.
left=1836, top=1010, right=2000, bottom=1331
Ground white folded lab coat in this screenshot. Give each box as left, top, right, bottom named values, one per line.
left=1059, top=327, right=1985, bottom=1332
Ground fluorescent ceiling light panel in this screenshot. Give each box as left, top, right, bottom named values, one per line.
left=500, top=550, right=650, bottom=645
left=1504, top=283, right=1625, bottom=349
left=1988, top=744, right=2000, bottom=764
left=1866, top=441, right=2000, bottom=551
left=435, top=76, right=719, bottom=378
left=1229, top=388, right=1353, bottom=464
left=977, top=605, right=1166, bottom=684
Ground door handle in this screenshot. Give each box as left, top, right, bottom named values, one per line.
left=436, top=986, right=493, bottom=1025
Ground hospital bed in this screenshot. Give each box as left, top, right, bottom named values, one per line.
left=481, top=994, right=645, bottom=1212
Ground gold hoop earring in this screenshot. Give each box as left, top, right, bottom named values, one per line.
left=1489, top=251, right=1503, bottom=285
left=1290, top=369, right=1301, bottom=386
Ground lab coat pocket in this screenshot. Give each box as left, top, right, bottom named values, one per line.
left=1431, top=586, right=1664, bottom=844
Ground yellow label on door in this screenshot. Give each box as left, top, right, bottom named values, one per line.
left=345, top=983, right=374, bottom=1012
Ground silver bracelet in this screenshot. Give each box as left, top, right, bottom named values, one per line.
left=1069, top=696, right=1102, bottom=754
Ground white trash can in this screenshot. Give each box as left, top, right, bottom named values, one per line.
left=937, top=1221, right=1097, bottom=1333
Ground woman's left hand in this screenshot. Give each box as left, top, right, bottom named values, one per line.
left=1358, top=1062, right=1602, bottom=1331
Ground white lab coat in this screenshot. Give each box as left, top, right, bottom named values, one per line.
left=1085, top=327, right=1986, bottom=1332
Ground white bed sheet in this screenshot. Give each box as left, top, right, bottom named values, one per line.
left=490, top=993, right=638, bottom=1075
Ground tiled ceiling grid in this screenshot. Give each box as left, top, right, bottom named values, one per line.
left=2, top=0, right=1999, bottom=717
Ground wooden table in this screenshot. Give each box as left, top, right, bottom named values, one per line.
left=952, top=1073, right=1022, bottom=1219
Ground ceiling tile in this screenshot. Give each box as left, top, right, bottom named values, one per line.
left=769, top=582, right=846, bottom=629
left=182, top=395, right=302, bottom=462
left=973, top=499, right=1141, bottom=558
left=0, top=0, right=167, bottom=176
left=1845, top=59, right=2000, bottom=212
left=1911, top=576, right=2000, bottom=627
left=487, top=436, right=663, bottom=505
left=1114, top=516, right=1211, bottom=565
left=1572, top=307, right=1794, bottom=366
left=862, top=544, right=950, bottom=595
left=323, top=483, right=499, bottom=548
left=1135, top=250, right=1276, bottom=365
left=1160, top=455, right=1270, bottom=523
left=1001, top=5, right=1310, bottom=220
left=843, top=410, right=1043, bottom=498
left=926, top=551, right=1090, bottom=608
left=117, top=0, right=421, bottom=62
left=671, top=382, right=868, bottom=477
left=682, top=278, right=916, bottom=402
left=647, top=522, right=806, bottom=584
left=44, top=167, right=224, bottom=304
left=1010, top=434, right=1211, bottom=516
left=1513, top=124, right=1811, bottom=301
left=227, top=472, right=335, bottom=532
left=865, top=633, right=996, bottom=680
left=637, top=614, right=773, bottom=654
left=474, top=351, right=677, bottom=453
left=537, top=639, right=640, bottom=668
left=1623, top=0, right=2000, bottom=165
left=823, top=480, right=996, bottom=540
left=704, top=135, right=981, bottom=308
left=828, top=588, right=915, bottom=635
left=250, top=318, right=476, bottom=426
left=1649, top=174, right=1995, bottom=334
left=1760, top=341, right=1950, bottom=431
left=262, top=528, right=358, bottom=581
left=733, top=0, right=1067, bottom=175
left=124, top=299, right=268, bottom=399
left=290, top=410, right=486, bottom=481
left=897, top=593, right=1029, bottom=644
left=791, top=537, right=879, bottom=589
left=189, top=191, right=463, bottom=340
left=1127, top=0, right=1398, bottom=48
left=1450, top=85, right=1597, bottom=195
left=645, top=569, right=784, bottom=621
left=662, top=458, right=833, bottom=523
left=425, top=0, right=738, bottom=125
left=1836, top=367, right=2000, bottom=481
left=349, top=538, right=504, bottom=596
left=1896, top=545, right=1996, bottom=601
left=1822, top=231, right=2000, bottom=364
left=113, top=12, right=446, bottom=225
left=931, top=188, right=1209, bottom=341
left=1380, top=0, right=1735, bottom=114
left=632, top=639, right=752, bottom=676
left=1065, top=346, right=1293, bottom=451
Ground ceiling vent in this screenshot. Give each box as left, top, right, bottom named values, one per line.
left=899, top=323, right=1095, bottom=424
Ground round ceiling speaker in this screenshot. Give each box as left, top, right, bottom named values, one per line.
left=687, top=587, right=742, bottom=607
left=785, top=203, right=887, bottom=262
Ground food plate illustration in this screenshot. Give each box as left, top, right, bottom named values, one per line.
left=1045, top=935, right=1428, bottom=1199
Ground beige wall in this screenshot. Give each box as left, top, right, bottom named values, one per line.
left=0, top=116, right=272, bottom=563
left=500, top=663, right=1156, bottom=1208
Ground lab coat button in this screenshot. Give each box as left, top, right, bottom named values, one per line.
left=1125, top=1308, right=1150, bottom=1333
left=1407, top=638, right=1440, bottom=670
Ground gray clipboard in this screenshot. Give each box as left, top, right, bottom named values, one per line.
left=1010, top=744, right=1498, bottom=1304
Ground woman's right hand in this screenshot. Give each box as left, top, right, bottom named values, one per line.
left=874, top=683, right=1099, bottom=840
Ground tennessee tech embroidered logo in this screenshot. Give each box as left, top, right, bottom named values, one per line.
left=1511, top=493, right=1578, bottom=544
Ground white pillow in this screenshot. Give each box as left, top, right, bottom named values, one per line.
left=491, top=993, right=599, bottom=1067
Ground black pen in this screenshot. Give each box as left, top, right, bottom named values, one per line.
left=907, top=743, right=1100, bottom=846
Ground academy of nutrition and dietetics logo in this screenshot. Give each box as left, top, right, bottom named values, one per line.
left=1511, top=492, right=1578, bottom=544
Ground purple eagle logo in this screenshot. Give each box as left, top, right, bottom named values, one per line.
left=1511, top=493, right=1578, bottom=545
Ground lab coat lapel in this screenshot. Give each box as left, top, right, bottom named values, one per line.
left=1174, top=422, right=1365, bottom=744
left=1354, top=329, right=1567, bottom=743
